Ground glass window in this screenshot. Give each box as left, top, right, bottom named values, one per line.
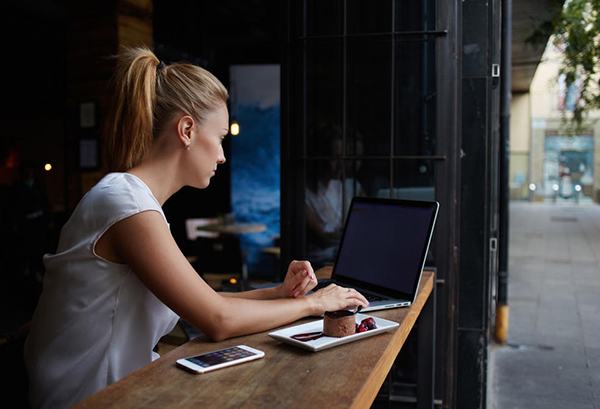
left=296, top=0, right=439, bottom=266
left=305, top=159, right=346, bottom=268
left=392, top=159, right=436, bottom=200
left=306, top=38, right=344, bottom=157
left=395, top=0, right=436, bottom=32
left=394, top=36, right=437, bottom=156
left=305, top=0, right=344, bottom=37
left=345, top=159, right=367, bottom=200
left=346, top=36, right=392, bottom=157
left=356, top=159, right=391, bottom=198
left=347, top=0, right=392, bottom=34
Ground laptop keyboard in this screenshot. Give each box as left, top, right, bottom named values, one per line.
left=311, top=282, right=387, bottom=302
left=363, top=292, right=386, bottom=302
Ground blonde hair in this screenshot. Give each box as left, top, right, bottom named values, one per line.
left=103, top=47, right=229, bottom=172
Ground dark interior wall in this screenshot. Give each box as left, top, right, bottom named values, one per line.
left=0, top=0, right=68, bottom=209
left=0, top=0, right=69, bottom=323
left=0, top=2, right=68, bottom=403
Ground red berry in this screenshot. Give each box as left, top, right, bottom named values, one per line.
left=361, top=317, right=377, bottom=330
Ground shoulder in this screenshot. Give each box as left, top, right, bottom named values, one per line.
left=86, top=173, right=161, bottom=213
left=71, top=173, right=165, bottom=230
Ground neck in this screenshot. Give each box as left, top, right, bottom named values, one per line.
left=127, top=158, right=182, bottom=206
left=125, top=124, right=190, bottom=206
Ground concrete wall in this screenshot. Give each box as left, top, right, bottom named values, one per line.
left=509, top=93, right=530, bottom=199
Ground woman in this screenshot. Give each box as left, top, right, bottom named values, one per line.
left=24, top=47, right=369, bottom=409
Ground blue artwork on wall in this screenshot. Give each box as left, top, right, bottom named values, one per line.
left=229, top=65, right=280, bottom=277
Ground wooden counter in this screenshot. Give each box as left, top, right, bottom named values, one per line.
left=74, top=271, right=435, bottom=409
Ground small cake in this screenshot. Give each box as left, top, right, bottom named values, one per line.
left=323, top=310, right=356, bottom=338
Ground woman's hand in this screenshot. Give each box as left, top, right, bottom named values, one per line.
left=277, top=260, right=318, bottom=298
left=307, top=284, right=370, bottom=315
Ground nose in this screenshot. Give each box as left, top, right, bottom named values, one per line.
left=218, top=146, right=226, bottom=164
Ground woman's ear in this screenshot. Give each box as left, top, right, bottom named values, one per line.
left=176, top=115, right=195, bottom=148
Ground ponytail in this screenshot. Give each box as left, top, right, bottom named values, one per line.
left=104, top=47, right=228, bottom=172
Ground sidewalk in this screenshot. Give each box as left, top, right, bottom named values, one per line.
left=490, top=201, right=600, bottom=408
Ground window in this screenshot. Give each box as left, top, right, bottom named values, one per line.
left=288, top=0, right=439, bottom=268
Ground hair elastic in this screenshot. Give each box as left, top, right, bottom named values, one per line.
left=157, top=61, right=167, bottom=72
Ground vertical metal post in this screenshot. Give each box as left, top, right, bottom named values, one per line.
left=495, top=0, right=512, bottom=344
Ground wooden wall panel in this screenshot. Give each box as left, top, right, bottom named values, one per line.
left=66, top=0, right=153, bottom=212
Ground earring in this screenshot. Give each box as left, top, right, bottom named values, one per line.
left=186, top=145, right=191, bottom=151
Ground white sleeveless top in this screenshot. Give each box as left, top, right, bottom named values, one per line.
left=24, top=173, right=180, bottom=409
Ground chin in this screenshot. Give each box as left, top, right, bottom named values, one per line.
left=187, top=179, right=211, bottom=190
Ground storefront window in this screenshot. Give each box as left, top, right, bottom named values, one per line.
left=543, top=135, right=594, bottom=201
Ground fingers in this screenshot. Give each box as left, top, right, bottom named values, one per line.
left=293, top=272, right=318, bottom=298
left=315, top=284, right=370, bottom=310
left=291, top=268, right=317, bottom=298
left=345, top=287, right=369, bottom=308
left=279, top=260, right=317, bottom=299
left=288, top=260, right=316, bottom=298
left=289, top=260, right=315, bottom=278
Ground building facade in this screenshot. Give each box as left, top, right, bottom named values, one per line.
left=511, top=42, right=600, bottom=203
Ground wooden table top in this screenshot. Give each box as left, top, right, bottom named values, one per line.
left=74, top=270, right=434, bottom=409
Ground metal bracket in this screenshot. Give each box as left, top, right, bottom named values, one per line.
left=492, top=64, right=500, bottom=78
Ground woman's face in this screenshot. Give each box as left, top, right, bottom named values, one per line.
left=188, top=104, right=229, bottom=189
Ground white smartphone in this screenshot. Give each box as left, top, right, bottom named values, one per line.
left=176, top=345, right=265, bottom=374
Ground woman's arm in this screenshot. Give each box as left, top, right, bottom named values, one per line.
left=103, top=211, right=368, bottom=341
left=221, top=260, right=317, bottom=300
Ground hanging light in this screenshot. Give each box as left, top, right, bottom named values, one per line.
left=44, top=163, right=52, bottom=171
left=230, top=121, right=240, bottom=136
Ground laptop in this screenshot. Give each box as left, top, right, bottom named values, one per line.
left=257, top=196, right=439, bottom=312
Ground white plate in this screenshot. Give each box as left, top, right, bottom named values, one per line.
left=268, top=313, right=399, bottom=352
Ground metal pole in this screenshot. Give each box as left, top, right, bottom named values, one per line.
left=495, top=0, right=511, bottom=344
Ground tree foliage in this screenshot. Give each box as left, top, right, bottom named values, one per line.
left=528, top=0, right=600, bottom=135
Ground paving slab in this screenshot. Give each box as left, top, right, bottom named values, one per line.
left=491, top=202, right=600, bottom=409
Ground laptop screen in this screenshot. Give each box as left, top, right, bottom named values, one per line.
left=332, top=197, right=438, bottom=298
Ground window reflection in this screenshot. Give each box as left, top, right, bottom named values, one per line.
left=388, top=159, right=436, bottom=201
left=305, top=160, right=349, bottom=268
left=305, top=173, right=366, bottom=268
left=356, top=159, right=391, bottom=198
left=298, top=0, right=439, bottom=269
left=305, top=124, right=365, bottom=268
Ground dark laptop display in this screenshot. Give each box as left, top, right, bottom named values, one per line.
left=252, top=196, right=439, bottom=312
left=328, top=197, right=439, bottom=309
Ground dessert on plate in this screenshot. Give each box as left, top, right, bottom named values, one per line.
left=323, top=310, right=357, bottom=338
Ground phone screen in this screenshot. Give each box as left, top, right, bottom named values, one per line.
left=184, top=346, right=258, bottom=369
